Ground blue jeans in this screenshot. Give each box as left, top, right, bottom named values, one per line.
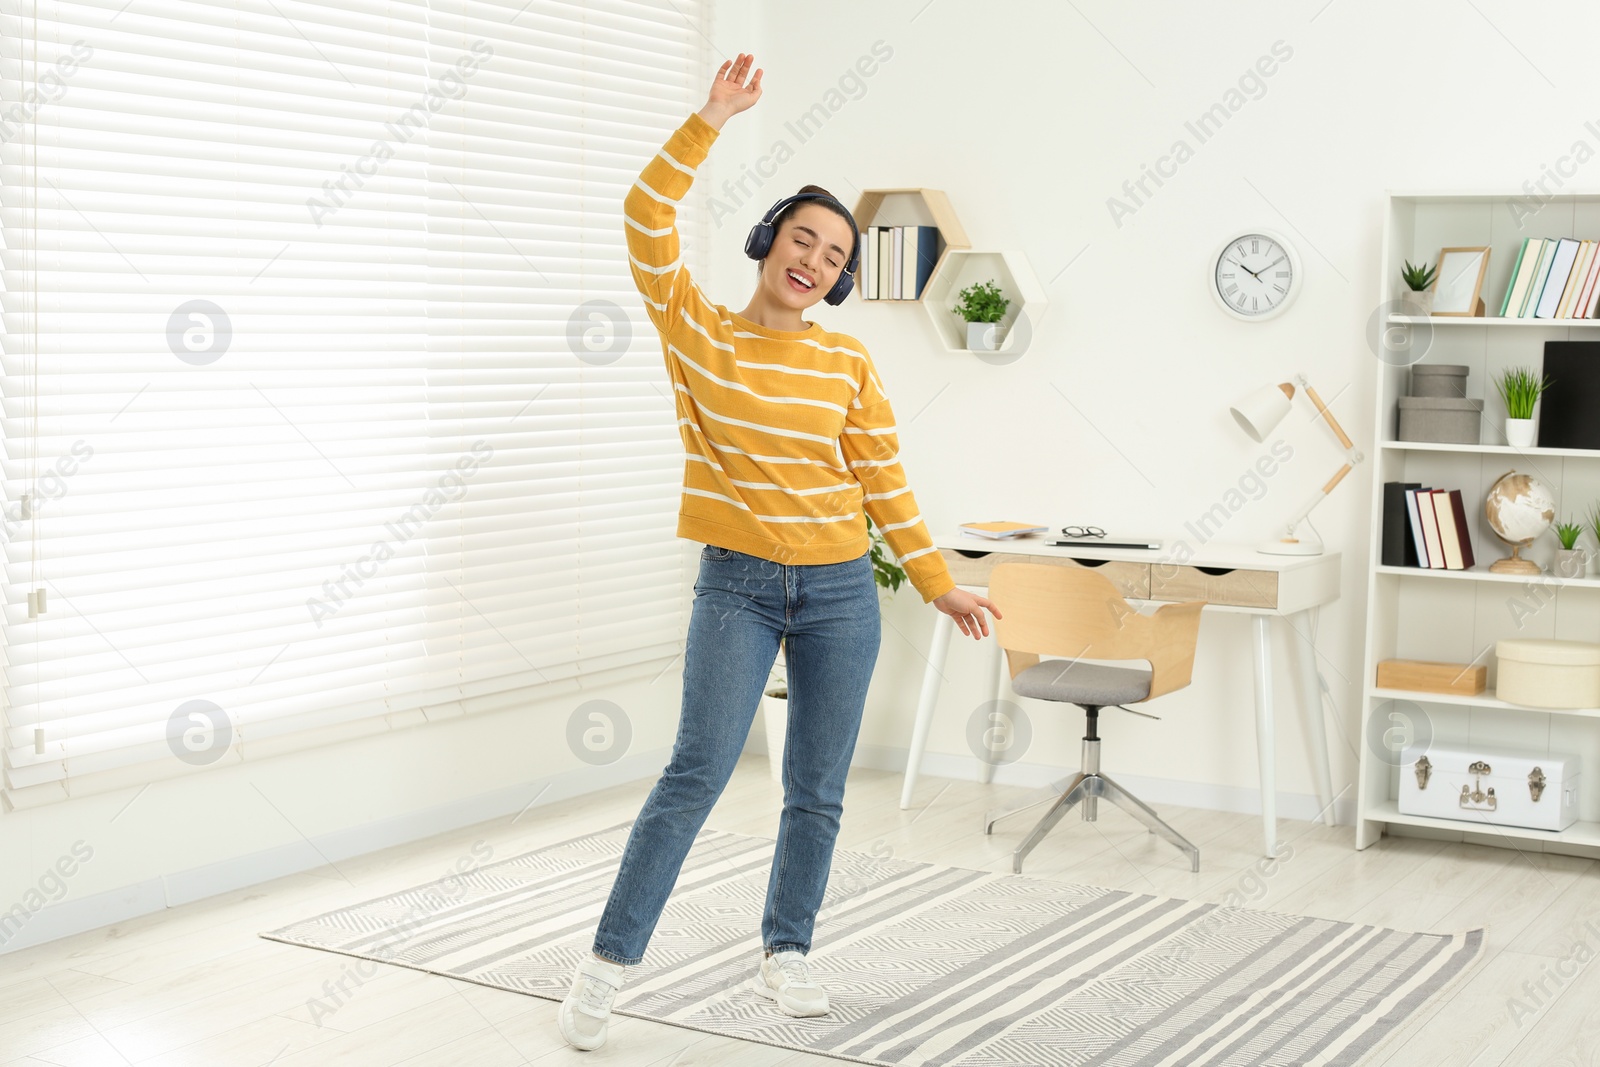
left=592, top=543, right=882, bottom=966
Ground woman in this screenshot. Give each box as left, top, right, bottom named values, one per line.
left=558, top=53, right=1001, bottom=1051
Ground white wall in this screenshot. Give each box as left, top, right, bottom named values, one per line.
left=706, top=1, right=1600, bottom=817
left=8, top=0, right=1597, bottom=952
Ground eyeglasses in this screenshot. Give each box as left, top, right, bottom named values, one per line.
left=1061, top=525, right=1106, bottom=539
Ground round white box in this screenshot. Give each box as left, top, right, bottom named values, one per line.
left=1495, top=638, right=1600, bottom=708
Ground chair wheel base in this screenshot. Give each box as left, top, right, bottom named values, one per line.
left=1002, top=770, right=1199, bottom=875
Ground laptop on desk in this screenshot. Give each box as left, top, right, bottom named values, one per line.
left=1048, top=532, right=1164, bottom=550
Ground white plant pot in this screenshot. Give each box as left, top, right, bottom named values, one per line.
left=1505, top=417, right=1536, bottom=447
left=965, top=321, right=1004, bottom=352
left=1555, top=548, right=1587, bottom=580
left=1400, top=288, right=1435, bottom=316
left=760, top=689, right=787, bottom=784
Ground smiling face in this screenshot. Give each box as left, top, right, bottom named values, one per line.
left=759, top=202, right=855, bottom=309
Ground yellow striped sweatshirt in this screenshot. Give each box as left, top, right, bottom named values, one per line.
left=625, top=112, right=955, bottom=604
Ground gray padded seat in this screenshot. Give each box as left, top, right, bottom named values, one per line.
left=1011, top=659, right=1153, bottom=705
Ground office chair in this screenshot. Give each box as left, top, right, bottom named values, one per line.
left=981, top=562, right=1207, bottom=874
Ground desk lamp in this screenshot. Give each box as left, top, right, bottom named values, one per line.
left=1229, top=373, right=1364, bottom=556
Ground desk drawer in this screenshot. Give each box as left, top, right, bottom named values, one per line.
left=1150, top=565, right=1278, bottom=609
left=941, top=549, right=1149, bottom=600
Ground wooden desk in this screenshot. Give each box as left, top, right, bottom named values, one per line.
left=900, top=534, right=1342, bottom=857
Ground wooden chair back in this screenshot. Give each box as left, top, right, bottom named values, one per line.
left=988, top=562, right=1207, bottom=702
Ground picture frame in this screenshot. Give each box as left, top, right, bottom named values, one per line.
left=1431, top=246, right=1490, bottom=317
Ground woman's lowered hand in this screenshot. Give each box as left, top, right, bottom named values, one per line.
left=932, top=588, right=1002, bottom=640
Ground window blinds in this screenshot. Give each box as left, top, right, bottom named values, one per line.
left=0, top=0, right=705, bottom=808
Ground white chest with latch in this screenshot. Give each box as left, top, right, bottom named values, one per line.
left=1398, top=744, right=1580, bottom=832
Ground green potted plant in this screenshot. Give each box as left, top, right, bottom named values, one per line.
left=1493, top=365, right=1553, bottom=448
left=951, top=279, right=1011, bottom=353
left=1554, top=518, right=1585, bottom=579
left=1400, top=258, right=1437, bottom=315
left=866, top=512, right=909, bottom=595
left=760, top=515, right=908, bottom=781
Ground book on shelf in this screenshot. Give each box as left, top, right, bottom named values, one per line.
left=891, top=227, right=903, bottom=298
left=1447, top=489, right=1476, bottom=569
left=1514, top=239, right=1552, bottom=316
left=1497, top=236, right=1600, bottom=319
left=878, top=228, right=891, bottom=299
left=958, top=521, right=1048, bottom=540
left=912, top=227, right=942, bottom=298
left=1403, top=485, right=1428, bottom=566
left=1431, top=491, right=1467, bottom=569
left=1415, top=488, right=1444, bottom=568
left=1499, top=239, right=1535, bottom=315
left=861, top=225, right=943, bottom=300
left=1534, top=238, right=1581, bottom=318
left=1577, top=241, right=1600, bottom=317
left=864, top=228, right=877, bottom=298
left=1557, top=240, right=1596, bottom=317
left=1522, top=239, right=1558, bottom=317
left=1381, top=481, right=1421, bottom=567
left=901, top=227, right=919, bottom=299
left=1392, top=485, right=1475, bottom=569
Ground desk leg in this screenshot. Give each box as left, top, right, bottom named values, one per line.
left=900, top=610, right=955, bottom=810
left=1251, top=614, right=1277, bottom=858
left=1292, top=609, right=1338, bottom=828
left=976, top=633, right=1008, bottom=785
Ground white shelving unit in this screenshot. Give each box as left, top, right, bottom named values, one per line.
left=1356, top=191, right=1600, bottom=859
left=1388, top=315, right=1600, bottom=328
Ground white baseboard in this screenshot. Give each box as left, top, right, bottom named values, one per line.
left=848, top=743, right=1356, bottom=827
left=4, top=738, right=1355, bottom=958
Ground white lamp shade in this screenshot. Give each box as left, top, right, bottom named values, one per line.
left=1230, top=383, right=1294, bottom=443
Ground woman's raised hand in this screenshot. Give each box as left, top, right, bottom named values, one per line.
left=704, top=53, right=762, bottom=120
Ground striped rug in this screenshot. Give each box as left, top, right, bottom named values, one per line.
left=261, top=822, right=1483, bottom=1066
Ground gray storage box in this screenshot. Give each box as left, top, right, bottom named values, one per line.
left=1410, top=364, right=1469, bottom=398
left=1398, top=396, right=1483, bottom=444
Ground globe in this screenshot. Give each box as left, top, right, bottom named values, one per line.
left=1484, top=471, right=1554, bottom=574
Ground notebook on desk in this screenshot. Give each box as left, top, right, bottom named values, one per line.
left=958, top=521, right=1049, bottom=539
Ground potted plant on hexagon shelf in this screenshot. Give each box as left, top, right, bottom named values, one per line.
left=760, top=515, right=908, bottom=782
left=951, top=278, right=1011, bottom=353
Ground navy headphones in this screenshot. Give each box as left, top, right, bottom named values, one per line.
left=744, top=192, right=860, bottom=306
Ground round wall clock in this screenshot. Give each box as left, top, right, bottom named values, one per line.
left=1210, top=231, right=1301, bottom=321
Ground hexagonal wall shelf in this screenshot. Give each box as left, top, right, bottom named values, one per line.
left=849, top=188, right=970, bottom=302
left=921, top=248, right=1048, bottom=355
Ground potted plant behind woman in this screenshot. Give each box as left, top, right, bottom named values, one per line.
left=951, top=278, right=1010, bottom=352
left=760, top=515, right=907, bottom=782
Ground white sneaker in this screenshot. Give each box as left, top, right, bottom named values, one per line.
left=752, top=949, right=829, bottom=1017
left=558, top=955, right=627, bottom=1050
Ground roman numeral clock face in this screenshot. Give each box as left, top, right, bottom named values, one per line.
left=1212, top=232, right=1300, bottom=321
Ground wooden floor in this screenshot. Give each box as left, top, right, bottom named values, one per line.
left=4, top=757, right=1598, bottom=1066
